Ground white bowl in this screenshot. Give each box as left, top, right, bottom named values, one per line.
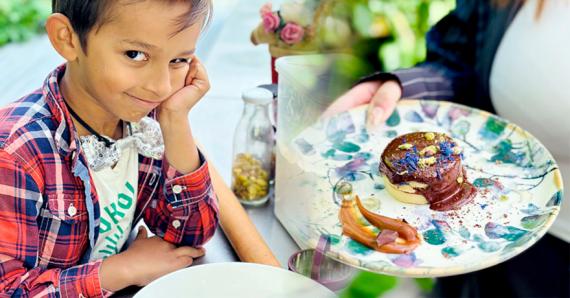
left=134, top=262, right=336, bottom=298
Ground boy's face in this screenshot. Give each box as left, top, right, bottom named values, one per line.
left=71, top=0, right=203, bottom=122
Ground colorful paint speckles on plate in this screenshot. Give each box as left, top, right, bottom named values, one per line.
left=273, top=100, right=563, bottom=277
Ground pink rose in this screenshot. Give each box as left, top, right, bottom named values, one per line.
left=259, top=2, right=272, bottom=16
left=262, top=12, right=280, bottom=33
left=280, top=23, right=304, bottom=45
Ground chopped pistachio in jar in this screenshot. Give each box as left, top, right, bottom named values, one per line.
left=232, top=153, right=270, bottom=201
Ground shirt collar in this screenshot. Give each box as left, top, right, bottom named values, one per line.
left=42, top=64, right=80, bottom=159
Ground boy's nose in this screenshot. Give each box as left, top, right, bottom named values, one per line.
left=142, top=66, right=172, bottom=100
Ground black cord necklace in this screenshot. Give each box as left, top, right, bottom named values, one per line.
left=63, top=100, right=115, bottom=148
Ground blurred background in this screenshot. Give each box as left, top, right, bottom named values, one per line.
left=0, top=0, right=50, bottom=47
left=251, top=0, right=454, bottom=84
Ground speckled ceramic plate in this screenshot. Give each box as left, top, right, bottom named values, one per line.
left=275, top=99, right=563, bottom=277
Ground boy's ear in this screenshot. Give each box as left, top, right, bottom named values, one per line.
left=45, top=13, right=82, bottom=61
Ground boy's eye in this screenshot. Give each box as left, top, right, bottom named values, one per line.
left=125, top=50, right=148, bottom=62
left=170, top=58, right=191, bottom=65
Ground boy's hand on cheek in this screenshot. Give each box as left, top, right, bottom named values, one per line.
left=158, top=57, right=209, bottom=122
left=100, top=227, right=205, bottom=290
left=155, top=57, right=205, bottom=174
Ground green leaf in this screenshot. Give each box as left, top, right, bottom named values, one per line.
left=352, top=4, right=374, bottom=37
left=379, top=41, right=400, bottom=71
left=0, top=0, right=50, bottom=47
left=414, top=277, right=435, bottom=293
left=429, top=1, right=455, bottom=25
left=340, top=271, right=398, bottom=298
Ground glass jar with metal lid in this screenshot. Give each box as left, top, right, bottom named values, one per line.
left=231, top=87, right=275, bottom=206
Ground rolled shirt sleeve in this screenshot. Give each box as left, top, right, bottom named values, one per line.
left=144, top=150, right=219, bottom=247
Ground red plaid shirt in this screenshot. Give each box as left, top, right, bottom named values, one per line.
left=0, top=65, right=219, bottom=297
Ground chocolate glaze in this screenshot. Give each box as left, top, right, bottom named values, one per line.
left=380, top=132, right=476, bottom=211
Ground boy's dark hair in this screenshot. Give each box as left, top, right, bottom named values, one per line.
left=52, top=0, right=212, bottom=51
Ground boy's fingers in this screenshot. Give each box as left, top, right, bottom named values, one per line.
left=323, top=81, right=381, bottom=118
left=190, top=62, right=210, bottom=91
left=174, top=246, right=206, bottom=258
left=185, top=57, right=209, bottom=87
left=184, top=57, right=199, bottom=86
left=177, top=256, right=194, bottom=268
left=135, top=227, right=148, bottom=240
left=171, top=58, right=209, bottom=107
left=366, top=81, right=402, bottom=127
left=180, top=60, right=209, bottom=101
left=193, top=57, right=208, bottom=80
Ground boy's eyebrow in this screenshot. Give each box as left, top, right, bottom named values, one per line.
left=122, top=39, right=157, bottom=51
left=177, top=49, right=196, bottom=56
left=121, top=39, right=195, bottom=56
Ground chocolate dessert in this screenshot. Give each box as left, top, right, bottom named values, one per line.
left=380, top=132, right=476, bottom=211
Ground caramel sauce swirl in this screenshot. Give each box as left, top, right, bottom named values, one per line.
left=339, top=196, right=420, bottom=254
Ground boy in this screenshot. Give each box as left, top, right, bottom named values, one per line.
left=0, top=0, right=219, bottom=296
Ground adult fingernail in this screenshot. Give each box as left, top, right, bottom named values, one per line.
left=370, top=107, right=384, bottom=126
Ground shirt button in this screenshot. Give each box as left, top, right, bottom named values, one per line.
left=172, top=220, right=181, bottom=229
left=68, top=204, right=77, bottom=217
left=172, top=185, right=183, bottom=194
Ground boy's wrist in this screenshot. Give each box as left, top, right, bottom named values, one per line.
left=158, top=109, right=189, bottom=126
left=100, top=254, right=135, bottom=292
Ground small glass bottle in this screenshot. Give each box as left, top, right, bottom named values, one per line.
left=231, top=87, right=275, bottom=206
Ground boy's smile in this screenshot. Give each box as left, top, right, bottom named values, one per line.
left=57, top=0, right=203, bottom=138
left=125, top=92, right=162, bottom=110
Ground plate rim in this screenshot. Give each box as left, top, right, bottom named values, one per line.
left=134, top=262, right=335, bottom=297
